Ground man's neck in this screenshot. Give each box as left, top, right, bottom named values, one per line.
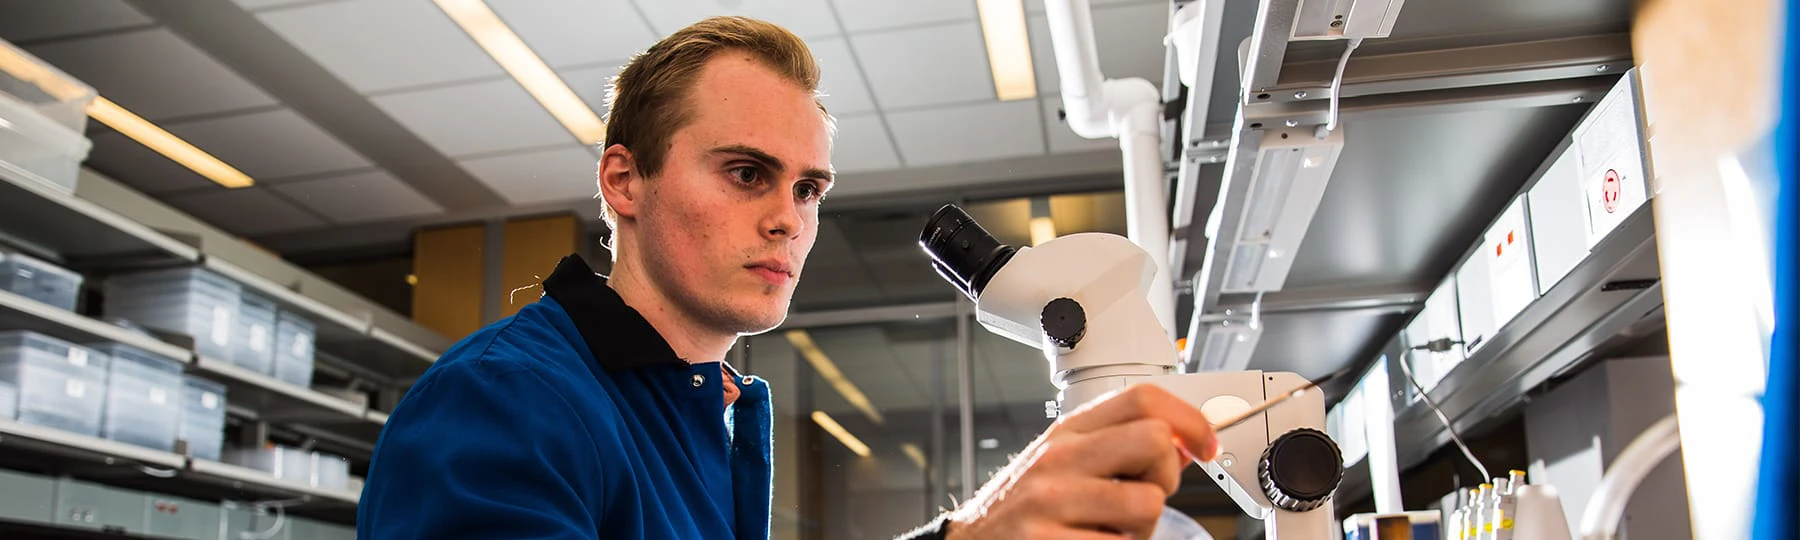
left=605, top=257, right=736, bottom=364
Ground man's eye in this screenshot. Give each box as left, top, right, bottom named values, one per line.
left=794, top=181, right=823, bottom=202
left=729, top=166, right=760, bottom=184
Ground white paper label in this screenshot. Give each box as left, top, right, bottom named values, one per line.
left=149, top=387, right=168, bottom=405
left=67, top=348, right=88, bottom=367
left=292, top=334, right=312, bottom=358
left=66, top=379, right=85, bottom=398
left=250, top=325, right=269, bottom=352
left=201, top=392, right=219, bottom=410
left=1574, top=79, right=1650, bottom=248
left=211, top=306, right=232, bottom=346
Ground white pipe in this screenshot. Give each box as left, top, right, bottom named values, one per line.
left=1044, top=0, right=1175, bottom=335
left=1578, top=414, right=1682, bottom=540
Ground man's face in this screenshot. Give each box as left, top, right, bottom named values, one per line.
left=634, top=51, right=832, bottom=335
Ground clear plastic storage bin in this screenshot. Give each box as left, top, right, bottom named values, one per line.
left=312, top=452, right=349, bottom=491
left=105, top=267, right=242, bottom=361
left=234, top=293, right=277, bottom=374
left=0, top=331, right=107, bottom=436
left=273, top=311, right=314, bottom=388
left=226, top=445, right=311, bottom=484
left=0, top=251, right=83, bottom=312
left=178, top=375, right=226, bottom=461
left=0, top=40, right=95, bottom=193
left=0, top=381, right=16, bottom=420
left=93, top=343, right=182, bottom=451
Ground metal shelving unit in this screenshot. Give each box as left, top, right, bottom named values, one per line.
left=0, top=159, right=441, bottom=519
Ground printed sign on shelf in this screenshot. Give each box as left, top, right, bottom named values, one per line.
left=1486, top=199, right=1537, bottom=332
left=1574, top=76, right=1650, bottom=248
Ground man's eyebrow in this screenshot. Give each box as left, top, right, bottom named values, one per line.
left=710, top=144, right=834, bottom=184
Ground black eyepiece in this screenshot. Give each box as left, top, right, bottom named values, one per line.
left=919, top=204, right=1016, bottom=300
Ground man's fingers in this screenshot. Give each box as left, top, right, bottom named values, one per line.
left=1048, top=478, right=1167, bottom=538
left=1057, top=384, right=1221, bottom=461
left=1061, top=420, right=1184, bottom=495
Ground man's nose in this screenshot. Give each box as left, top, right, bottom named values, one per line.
left=759, top=188, right=804, bottom=240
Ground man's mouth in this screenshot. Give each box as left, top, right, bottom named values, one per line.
left=746, top=260, right=793, bottom=285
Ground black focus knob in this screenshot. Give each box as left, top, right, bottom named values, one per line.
left=1040, top=298, right=1086, bottom=349
left=1258, top=428, right=1343, bottom=512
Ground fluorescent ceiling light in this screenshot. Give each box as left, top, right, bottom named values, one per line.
left=436, top=0, right=607, bottom=145
left=900, top=443, right=927, bottom=470
left=88, top=97, right=254, bottom=189
left=977, top=0, right=1038, bottom=101
left=785, top=330, right=886, bottom=424
left=812, top=411, right=871, bottom=457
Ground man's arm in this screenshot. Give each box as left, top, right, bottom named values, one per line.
left=899, top=384, right=1220, bottom=540
left=358, top=358, right=602, bottom=539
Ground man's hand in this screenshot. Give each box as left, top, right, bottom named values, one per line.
left=944, top=384, right=1219, bottom=539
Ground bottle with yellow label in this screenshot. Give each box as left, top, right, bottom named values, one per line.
left=1494, top=470, right=1525, bottom=540
left=1470, top=484, right=1493, bottom=540
left=1481, top=478, right=1509, bottom=540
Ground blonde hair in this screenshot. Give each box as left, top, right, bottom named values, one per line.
left=599, top=16, right=829, bottom=230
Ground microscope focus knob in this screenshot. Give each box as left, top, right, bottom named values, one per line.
left=1040, top=298, right=1086, bottom=349
left=1257, top=428, right=1344, bottom=512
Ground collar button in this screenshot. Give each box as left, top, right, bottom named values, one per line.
left=691, top=373, right=706, bottom=387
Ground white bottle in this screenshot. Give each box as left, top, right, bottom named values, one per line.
left=1482, top=478, right=1509, bottom=540
left=1471, top=484, right=1493, bottom=540
left=1447, top=506, right=1467, bottom=540
left=1494, top=470, right=1526, bottom=540
left=1463, top=488, right=1482, bottom=540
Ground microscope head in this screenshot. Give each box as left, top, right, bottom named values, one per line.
left=920, top=204, right=1178, bottom=402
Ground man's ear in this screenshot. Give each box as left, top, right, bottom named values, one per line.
left=598, top=144, right=642, bottom=220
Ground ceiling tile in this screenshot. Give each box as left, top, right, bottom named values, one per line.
left=84, top=132, right=217, bottom=195
left=885, top=100, right=1045, bottom=167
left=26, top=29, right=279, bottom=121
left=633, top=0, right=842, bottom=39
left=165, top=187, right=329, bottom=236
left=489, top=0, right=656, bottom=68
left=1028, top=4, right=1169, bottom=95
left=167, top=108, right=371, bottom=180
left=0, top=0, right=152, bottom=43
left=852, top=21, right=994, bottom=110
left=830, top=0, right=974, bottom=33
left=370, top=78, right=574, bottom=157
left=270, top=170, right=443, bottom=224
left=830, top=114, right=899, bottom=174
left=457, top=146, right=600, bottom=205
left=557, top=63, right=624, bottom=118
left=810, top=37, right=875, bottom=116
left=256, top=0, right=503, bottom=93
left=1038, top=94, right=1116, bottom=153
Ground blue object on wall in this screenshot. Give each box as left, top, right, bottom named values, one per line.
left=1752, top=1, right=1799, bottom=538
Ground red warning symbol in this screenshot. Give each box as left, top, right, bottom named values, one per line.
left=1602, top=169, right=1622, bottom=213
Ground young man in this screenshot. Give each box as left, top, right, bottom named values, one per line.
left=358, top=16, right=1220, bottom=539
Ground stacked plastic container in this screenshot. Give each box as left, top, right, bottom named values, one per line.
left=105, top=267, right=242, bottom=361
left=0, top=39, right=95, bottom=193
left=273, top=311, right=315, bottom=388
left=92, top=343, right=182, bottom=451
left=312, top=452, right=349, bottom=491
left=0, top=250, right=83, bottom=311
left=226, top=445, right=312, bottom=485
left=0, top=331, right=107, bottom=435
left=234, top=293, right=277, bottom=374
left=178, top=375, right=226, bottom=461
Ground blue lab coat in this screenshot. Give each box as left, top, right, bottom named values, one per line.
left=357, top=254, right=773, bottom=539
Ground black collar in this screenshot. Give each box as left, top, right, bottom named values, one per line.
left=542, top=254, right=687, bottom=372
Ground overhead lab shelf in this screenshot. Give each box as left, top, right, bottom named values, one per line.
left=0, top=162, right=197, bottom=268
left=0, top=289, right=190, bottom=362
left=1388, top=201, right=1662, bottom=470
left=0, top=419, right=359, bottom=520
left=190, top=356, right=381, bottom=442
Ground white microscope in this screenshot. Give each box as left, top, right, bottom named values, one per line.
left=920, top=204, right=1344, bottom=539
